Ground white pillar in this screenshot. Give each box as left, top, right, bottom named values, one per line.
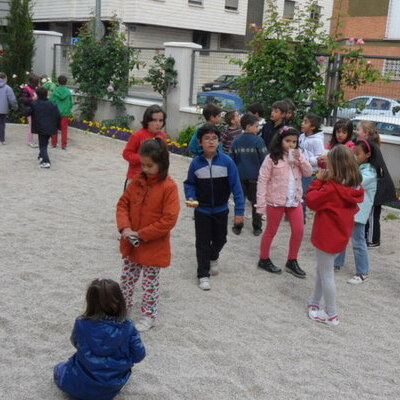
left=163, top=42, right=202, bottom=135
left=33, top=30, right=63, bottom=77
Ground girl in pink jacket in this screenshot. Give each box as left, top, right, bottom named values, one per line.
left=256, top=126, right=312, bottom=278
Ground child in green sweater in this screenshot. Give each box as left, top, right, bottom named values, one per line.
left=50, top=75, right=73, bottom=149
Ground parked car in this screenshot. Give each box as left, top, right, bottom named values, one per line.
left=201, top=75, right=239, bottom=92
left=351, top=115, right=400, bottom=137
left=337, top=96, right=400, bottom=119
left=196, top=91, right=244, bottom=111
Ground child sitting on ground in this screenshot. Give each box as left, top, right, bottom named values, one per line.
left=184, top=123, right=244, bottom=291
left=220, top=110, right=242, bottom=153
left=230, top=113, right=267, bottom=236
left=54, top=278, right=146, bottom=400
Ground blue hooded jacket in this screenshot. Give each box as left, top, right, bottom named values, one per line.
left=54, top=317, right=145, bottom=400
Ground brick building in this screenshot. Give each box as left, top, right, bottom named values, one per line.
left=331, top=0, right=400, bottom=99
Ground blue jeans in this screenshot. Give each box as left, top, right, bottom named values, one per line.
left=302, top=175, right=316, bottom=217
left=335, top=223, right=369, bottom=275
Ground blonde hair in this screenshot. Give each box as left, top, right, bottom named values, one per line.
left=358, top=121, right=381, bottom=147
left=325, top=145, right=362, bottom=187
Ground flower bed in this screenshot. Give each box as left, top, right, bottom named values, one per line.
left=68, top=118, right=191, bottom=156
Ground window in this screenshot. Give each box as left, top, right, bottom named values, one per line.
left=225, top=0, right=239, bottom=11
left=383, top=59, right=400, bottom=80
left=367, top=98, right=391, bottom=111
left=188, top=0, right=203, bottom=5
left=193, top=30, right=210, bottom=55
left=310, top=4, right=321, bottom=22
left=283, top=0, right=295, bottom=19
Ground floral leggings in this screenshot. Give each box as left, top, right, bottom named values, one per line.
left=121, top=259, right=160, bottom=318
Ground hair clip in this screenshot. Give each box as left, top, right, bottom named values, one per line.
left=280, top=126, right=290, bottom=134
left=357, top=138, right=371, bottom=153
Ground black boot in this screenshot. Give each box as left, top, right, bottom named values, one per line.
left=258, top=258, right=282, bottom=274
left=232, top=222, right=243, bottom=235
left=285, top=259, right=306, bottom=278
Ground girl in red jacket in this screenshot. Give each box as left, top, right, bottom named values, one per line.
left=122, top=105, right=167, bottom=189
left=116, top=137, right=180, bottom=332
left=306, top=145, right=364, bottom=326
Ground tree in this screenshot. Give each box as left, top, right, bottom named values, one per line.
left=70, top=18, right=141, bottom=121
left=234, top=0, right=384, bottom=123
left=144, top=53, right=178, bottom=113
left=1, top=0, right=35, bottom=91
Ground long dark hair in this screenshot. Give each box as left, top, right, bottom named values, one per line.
left=269, top=126, right=299, bottom=165
left=329, top=119, right=353, bottom=148
left=141, top=104, right=166, bottom=129
left=82, top=279, right=127, bottom=322
left=354, top=138, right=380, bottom=173
left=139, top=137, right=169, bottom=180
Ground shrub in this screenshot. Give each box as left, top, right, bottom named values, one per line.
left=177, top=125, right=196, bottom=145
left=101, top=115, right=134, bottom=129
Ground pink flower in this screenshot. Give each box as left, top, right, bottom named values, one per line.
left=348, top=37, right=355, bottom=43
left=317, top=56, right=326, bottom=63
left=356, top=38, right=365, bottom=45
left=367, top=60, right=371, bottom=64
left=107, top=85, right=114, bottom=92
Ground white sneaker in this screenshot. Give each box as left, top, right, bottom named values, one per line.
left=136, top=316, right=155, bottom=332
left=307, top=304, right=320, bottom=318
left=40, top=162, right=51, bottom=168
left=347, top=274, right=368, bottom=284
left=308, top=309, right=339, bottom=326
left=199, top=277, right=211, bottom=291
left=29, top=142, right=39, bottom=148
left=210, top=259, right=219, bottom=276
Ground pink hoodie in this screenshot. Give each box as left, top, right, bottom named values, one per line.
left=256, top=152, right=312, bottom=212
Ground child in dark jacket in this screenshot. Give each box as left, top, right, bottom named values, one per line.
left=261, top=100, right=289, bottom=151
left=54, top=278, right=146, bottom=400
left=27, top=87, right=60, bottom=168
left=230, top=113, right=267, bottom=235
left=184, top=123, right=245, bottom=291
left=20, top=74, right=39, bottom=147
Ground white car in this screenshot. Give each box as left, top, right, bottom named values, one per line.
left=351, top=114, right=400, bottom=137
left=337, top=96, right=400, bottom=119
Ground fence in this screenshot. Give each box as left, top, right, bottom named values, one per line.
left=189, top=48, right=248, bottom=106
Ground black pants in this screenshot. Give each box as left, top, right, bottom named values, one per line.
left=195, top=209, right=228, bottom=278
left=0, top=114, right=6, bottom=142
left=38, top=134, right=50, bottom=163
left=241, top=179, right=262, bottom=230
left=365, top=205, right=382, bottom=245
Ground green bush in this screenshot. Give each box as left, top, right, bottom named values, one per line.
left=101, top=115, right=134, bottom=129
left=177, top=125, right=196, bottom=145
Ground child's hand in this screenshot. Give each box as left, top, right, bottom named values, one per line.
left=293, top=149, right=301, bottom=161
left=121, top=227, right=138, bottom=239
left=234, top=216, right=244, bottom=225
left=185, top=198, right=199, bottom=208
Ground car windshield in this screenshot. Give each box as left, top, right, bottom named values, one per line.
left=347, top=98, right=368, bottom=108
left=215, top=75, right=228, bottom=82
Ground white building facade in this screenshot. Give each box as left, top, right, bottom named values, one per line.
left=31, top=0, right=334, bottom=49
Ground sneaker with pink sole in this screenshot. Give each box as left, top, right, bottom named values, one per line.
left=308, top=309, right=339, bottom=326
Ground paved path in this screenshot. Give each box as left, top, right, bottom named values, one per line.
left=1, top=124, right=400, bottom=399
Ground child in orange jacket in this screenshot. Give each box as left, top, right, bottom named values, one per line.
left=116, top=137, right=180, bottom=332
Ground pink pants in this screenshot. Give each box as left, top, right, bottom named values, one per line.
left=260, top=204, right=304, bottom=260
left=51, top=116, right=69, bottom=148
left=120, top=259, right=160, bottom=318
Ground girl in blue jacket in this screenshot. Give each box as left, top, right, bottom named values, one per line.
left=54, top=278, right=146, bottom=400
left=334, top=139, right=378, bottom=284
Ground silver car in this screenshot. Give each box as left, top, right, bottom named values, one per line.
left=337, top=96, right=400, bottom=119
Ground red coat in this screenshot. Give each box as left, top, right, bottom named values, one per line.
left=306, top=179, right=364, bottom=254
left=122, top=128, right=167, bottom=179
left=116, top=174, right=180, bottom=267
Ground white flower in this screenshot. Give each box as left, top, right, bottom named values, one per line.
left=12, top=74, right=17, bottom=78
left=25, top=71, right=30, bottom=75
left=107, top=85, right=114, bottom=92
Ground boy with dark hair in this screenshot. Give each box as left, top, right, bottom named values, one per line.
left=247, top=102, right=265, bottom=134
left=261, top=100, right=289, bottom=150
left=27, top=87, right=61, bottom=168
left=221, top=110, right=242, bottom=153
left=50, top=75, right=73, bottom=149
left=230, top=113, right=267, bottom=236
left=299, top=113, right=325, bottom=222
left=282, top=98, right=296, bottom=124
left=189, top=103, right=223, bottom=155
left=0, top=72, right=18, bottom=145
left=184, top=123, right=245, bottom=291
